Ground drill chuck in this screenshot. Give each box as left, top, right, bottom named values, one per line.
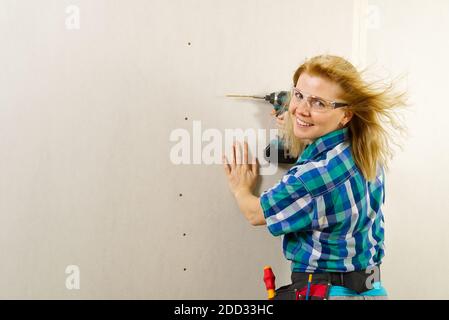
left=265, top=91, right=290, bottom=115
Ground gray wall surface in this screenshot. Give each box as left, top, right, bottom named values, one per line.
left=0, top=0, right=447, bottom=299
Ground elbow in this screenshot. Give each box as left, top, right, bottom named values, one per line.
left=249, top=206, right=267, bottom=226
left=249, top=215, right=266, bottom=227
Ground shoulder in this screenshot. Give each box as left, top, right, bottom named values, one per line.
left=290, top=141, right=358, bottom=197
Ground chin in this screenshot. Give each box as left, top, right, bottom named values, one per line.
left=293, top=127, right=317, bottom=141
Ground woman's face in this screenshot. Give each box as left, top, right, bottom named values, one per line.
left=288, top=72, right=353, bottom=144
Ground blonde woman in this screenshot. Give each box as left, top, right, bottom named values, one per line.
left=222, top=55, right=406, bottom=300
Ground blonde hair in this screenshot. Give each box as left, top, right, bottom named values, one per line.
left=280, top=55, right=408, bottom=182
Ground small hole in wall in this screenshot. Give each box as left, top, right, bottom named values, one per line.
left=183, top=268, right=187, bottom=271
left=185, top=117, right=188, bottom=120
left=188, top=42, right=191, bottom=46
left=179, top=193, right=183, bottom=197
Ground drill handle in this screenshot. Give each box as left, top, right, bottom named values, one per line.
left=266, top=91, right=290, bottom=116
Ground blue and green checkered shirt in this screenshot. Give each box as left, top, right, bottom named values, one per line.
left=260, top=128, right=385, bottom=273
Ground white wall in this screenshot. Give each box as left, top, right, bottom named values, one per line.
left=0, top=0, right=446, bottom=299
left=365, top=0, right=449, bottom=300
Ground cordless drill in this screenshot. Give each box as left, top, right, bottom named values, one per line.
left=226, top=90, right=297, bottom=164
left=262, top=91, right=290, bottom=117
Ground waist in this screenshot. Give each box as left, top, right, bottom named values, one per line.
left=329, top=282, right=387, bottom=297
left=291, top=267, right=382, bottom=294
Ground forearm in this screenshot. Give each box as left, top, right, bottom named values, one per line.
left=234, top=189, right=266, bottom=226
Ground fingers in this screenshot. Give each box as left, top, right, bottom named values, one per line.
left=231, top=142, right=237, bottom=170
left=276, top=112, right=285, bottom=127
left=222, top=154, right=230, bottom=176
left=227, top=141, right=258, bottom=174
left=243, top=141, right=258, bottom=175
left=272, top=109, right=286, bottom=129
left=276, top=118, right=284, bottom=127
left=271, top=109, right=285, bottom=119
left=242, top=141, right=249, bottom=168
left=235, top=142, right=242, bottom=165
left=251, top=156, right=259, bottom=176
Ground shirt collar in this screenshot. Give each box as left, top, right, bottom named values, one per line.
left=297, top=127, right=349, bottom=163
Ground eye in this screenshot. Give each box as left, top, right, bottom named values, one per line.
left=311, top=98, right=326, bottom=109
left=294, top=90, right=303, bottom=100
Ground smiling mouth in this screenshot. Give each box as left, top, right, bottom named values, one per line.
left=296, top=117, right=314, bottom=127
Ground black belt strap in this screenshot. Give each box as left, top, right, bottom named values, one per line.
left=291, top=268, right=381, bottom=294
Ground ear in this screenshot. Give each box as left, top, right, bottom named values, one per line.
left=341, top=110, right=354, bottom=126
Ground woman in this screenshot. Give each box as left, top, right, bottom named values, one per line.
left=222, top=55, right=406, bottom=300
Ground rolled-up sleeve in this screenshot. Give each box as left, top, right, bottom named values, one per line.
left=260, top=172, right=316, bottom=236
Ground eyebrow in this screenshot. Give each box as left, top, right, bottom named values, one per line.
left=294, top=88, right=328, bottom=101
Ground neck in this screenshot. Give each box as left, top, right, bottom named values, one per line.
left=302, top=139, right=314, bottom=146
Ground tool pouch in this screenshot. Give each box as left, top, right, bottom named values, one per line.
left=271, top=284, right=297, bottom=300
left=295, top=283, right=331, bottom=300
left=273, top=274, right=332, bottom=300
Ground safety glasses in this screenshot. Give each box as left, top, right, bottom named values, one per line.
left=290, top=87, right=350, bottom=112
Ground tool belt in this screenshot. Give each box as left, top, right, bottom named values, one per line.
left=273, top=268, right=380, bottom=300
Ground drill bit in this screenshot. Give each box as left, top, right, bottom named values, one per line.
left=225, top=94, right=266, bottom=100
left=226, top=91, right=290, bottom=117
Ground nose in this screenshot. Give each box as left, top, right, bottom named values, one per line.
left=289, top=98, right=311, bottom=116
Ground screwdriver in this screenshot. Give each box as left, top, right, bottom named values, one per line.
left=226, top=91, right=290, bottom=117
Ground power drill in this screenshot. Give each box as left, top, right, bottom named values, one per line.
left=226, top=91, right=290, bottom=117
left=226, top=90, right=297, bottom=164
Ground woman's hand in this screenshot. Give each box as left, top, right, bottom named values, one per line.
left=271, top=109, right=286, bottom=128
left=222, top=141, right=259, bottom=197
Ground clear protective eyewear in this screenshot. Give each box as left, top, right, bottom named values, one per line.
left=290, top=86, right=350, bottom=113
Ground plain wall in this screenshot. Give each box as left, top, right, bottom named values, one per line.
left=0, top=0, right=447, bottom=299
left=365, top=0, right=449, bottom=300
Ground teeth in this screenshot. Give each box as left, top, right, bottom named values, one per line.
left=296, top=118, right=314, bottom=126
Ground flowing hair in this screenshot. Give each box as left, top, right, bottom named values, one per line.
left=280, top=55, right=408, bottom=182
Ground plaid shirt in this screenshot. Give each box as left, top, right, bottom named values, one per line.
left=260, top=128, right=385, bottom=273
